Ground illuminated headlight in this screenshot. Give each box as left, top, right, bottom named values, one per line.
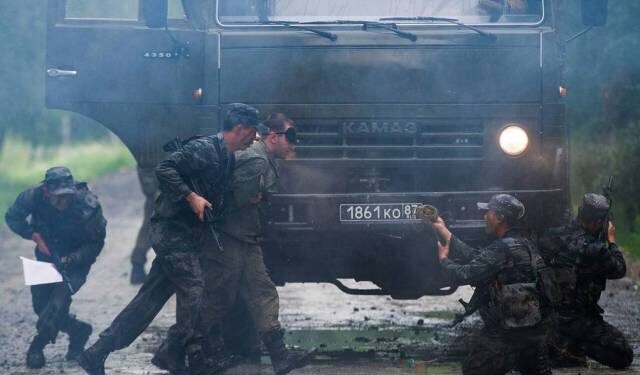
left=498, top=125, right=529, bottom=156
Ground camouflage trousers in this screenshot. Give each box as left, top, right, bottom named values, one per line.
left=463, top=327, right=552, bottom=375
left=552, top=314, right=633, bottom=369
left=94, top=251, right=204, bottom=351
left=130, top=167, right=158, bottom=266
left=201, top=233, right=281, bottom=339
left=31, top=282, right=89, bottom=344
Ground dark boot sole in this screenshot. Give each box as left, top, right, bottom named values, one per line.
left=274, top=348, right=317, bottom=375
left=77, top=352, right=105, bottom=375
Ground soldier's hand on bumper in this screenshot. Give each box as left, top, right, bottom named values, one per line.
left=186, top=192, right=213, bottom=222
left=31, top=232, right=51, bottom=256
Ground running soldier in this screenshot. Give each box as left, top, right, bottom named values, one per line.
left=78, top=104, right=258, bottom=375
left=201, top=113, right=314, bottom=375
left=5, top=166, right=106, bottom=369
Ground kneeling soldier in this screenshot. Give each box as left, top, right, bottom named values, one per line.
left=428, top=194, right=552, bottom=375
left=5, top=167, right=106, bottom=368
left=539, top=193, right=633, bottom=369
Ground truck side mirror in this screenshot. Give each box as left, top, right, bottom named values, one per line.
left=581, top=0, right=608, bottom=27
left=142, top=0, right=168, bottom=28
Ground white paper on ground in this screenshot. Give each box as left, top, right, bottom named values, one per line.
left=19, top=256, right=63, bottom=286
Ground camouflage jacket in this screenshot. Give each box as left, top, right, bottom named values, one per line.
left=442, top=229, right=539, bottom=330
left=4, top=182, right=107, bottom=288
left=154, top=134, right=234, bottom=224
left=538, top=221, right=626, bottom=317
left=221, top=141, right=278, bottom=244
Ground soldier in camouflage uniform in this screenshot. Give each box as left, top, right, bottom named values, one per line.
left=428, top=194, right=552, bottom=375
left=539, top=193, right=633, bottom=369
left=201, top=113, right=314, bottom=375
left=129, top=166, right=159, bottom=284
left=79, top=104, right=258, bottom=375
left=5, top=167, right=106, bottom=369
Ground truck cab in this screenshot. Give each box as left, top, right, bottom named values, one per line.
left=46, top=0, right=580, bottom=298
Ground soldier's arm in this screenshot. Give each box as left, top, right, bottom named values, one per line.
left=155, top=139, right=220, bottom=201
left=441, top=241, right=507, bottom=285
left=232, top=157, right=269, bottom=206
left=448, top=235, right=479, bottom=263
left=593, top=242, right=627, bottom=279
left=4, top=188, right=36, bottom=239
left=66, top=206, right=107, bottom=268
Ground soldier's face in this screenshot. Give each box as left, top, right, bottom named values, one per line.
left=228, top=125, right=257, bottom=152
left=48, top=193, right=73, bottom=211
left=484, top=210, right=501, bottom=235
left=271, top=123, right=296, bottom=159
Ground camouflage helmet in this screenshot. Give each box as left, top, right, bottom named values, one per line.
left=578, top=193, right=610, bottom=221
left=43, top=166, right=77, bottom=196
left=477, top=194, right=525, bottom=222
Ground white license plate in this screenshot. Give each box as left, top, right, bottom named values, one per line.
left=339, top=203, right=420, bottom=222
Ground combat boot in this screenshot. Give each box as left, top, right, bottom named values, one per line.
left=202, top=332, right=243, bottom=375
left=26, top=335, right=47, bottom=369
left=130, top=263, right=147, bottom=285
left=262, top=329, right=315, bottom=375
left=151, top=337, right=186, bottom=375
left=77, top=339, right=112, bottom=375
left=65, top=319, right=93, bottom=361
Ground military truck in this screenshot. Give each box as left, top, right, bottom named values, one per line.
left=45, top=0, right=607, bottom=299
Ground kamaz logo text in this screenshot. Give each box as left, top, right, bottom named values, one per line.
left=342, top=121, right=418, bottom=136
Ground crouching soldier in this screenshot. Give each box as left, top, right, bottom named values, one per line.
left=427, top=194, right=552, bottom=375
left=201, top=113, right=314, bottom=375
left=4, top=166, right=107, bottom=369
left=539, top=193, right=633, bottom=369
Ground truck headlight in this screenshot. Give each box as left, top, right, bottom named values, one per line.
left=498, top=125, right=529, bottom=156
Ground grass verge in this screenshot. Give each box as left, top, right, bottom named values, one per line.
left=0, top=137, right=135, bottom=216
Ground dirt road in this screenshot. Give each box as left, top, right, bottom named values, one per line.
left=1, top=169, right=638, bottom=374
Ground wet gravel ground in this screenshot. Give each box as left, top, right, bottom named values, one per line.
left=1, top=168, right=638, bottom=374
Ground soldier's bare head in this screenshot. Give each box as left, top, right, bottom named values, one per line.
left=261, top=113, right=297, bottom=160
left=223, top=103, right=259, bottom=152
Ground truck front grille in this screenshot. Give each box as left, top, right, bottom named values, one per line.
left=295, top=119, right=484, bottom=160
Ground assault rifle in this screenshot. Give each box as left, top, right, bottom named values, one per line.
left=601, top=176, right=614, bottom=243
left=35, top=226, right=75, bottom=294
left=164, top=137, right=225, bottom=252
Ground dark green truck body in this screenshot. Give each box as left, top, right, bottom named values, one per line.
left=46, top=0, right=569, bottom=298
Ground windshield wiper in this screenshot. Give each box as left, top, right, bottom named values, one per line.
left=337, top=20, right=417, bottom=42
left=380, top=17, right=496, bottom=40
left=293, top=20, right=417, bottom=42
left=262, top=21, right=338, bottom=41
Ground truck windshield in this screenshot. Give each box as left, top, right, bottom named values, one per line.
left=218, top=0, right=543, bottom=25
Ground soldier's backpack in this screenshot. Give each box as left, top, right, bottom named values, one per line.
left=491, top=238, right=557, bottom=330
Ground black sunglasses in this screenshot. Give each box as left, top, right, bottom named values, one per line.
left=273, top=127, right=298, bottom=144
